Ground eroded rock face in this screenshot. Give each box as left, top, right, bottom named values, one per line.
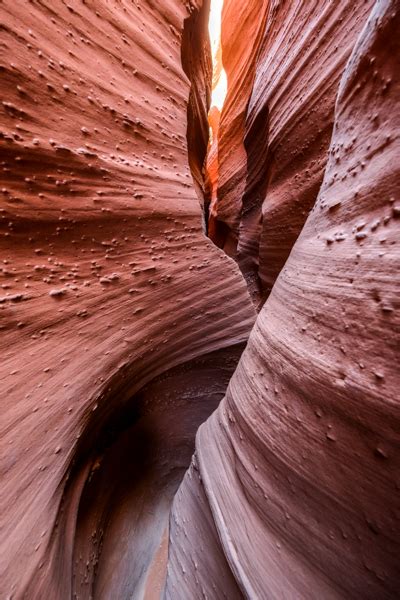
left=252, top=0, right=376, bottom=301
left=0, top=1, right=255, bottom=597
left=208, top=0, right=269, bottom=260
left=213, top=0, right=375, bottom=305
left=2, top=0, right=399, bottom=598
left=166, top=1, right=400, bottom=598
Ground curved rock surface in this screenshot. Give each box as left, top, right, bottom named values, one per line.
left=1, top=0, right=399, bottom=598
left=252, top=0, right=375, bottom=301
left=208, top=0, right=269, bottom=258
left=166, top=1, right=400, bottom=598
left=0, top=1, right=255, bottom=597
left=213, top=0, right=375, bottom=304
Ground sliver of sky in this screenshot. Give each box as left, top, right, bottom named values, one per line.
left=208, top=0, right=227, bottom=111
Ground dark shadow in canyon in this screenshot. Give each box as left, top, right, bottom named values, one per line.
left=27, top=344, right=246, bottom=599
left=237, top=99, right=270, bottom=308
left=21, top=5, right=244, bottom=598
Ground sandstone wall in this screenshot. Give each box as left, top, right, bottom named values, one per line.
left=0, top=1, right=255, bottom=597
left=166, top=1, right=400, bottom=597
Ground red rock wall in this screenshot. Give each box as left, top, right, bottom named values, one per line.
left=205, top=104, right=220, bottom=235
left=0, top=1, right=255, bottom=597
left=252, top=0, right=375, bottom=301
left=2, top=0, right=399, bottom=598
left=208, top=0, right=269, bottom=257
left=214, top=0, right=375, bottom=305
left=181, top=0, right=212, bottom=203
left=166, top=1, right=400, bottom=597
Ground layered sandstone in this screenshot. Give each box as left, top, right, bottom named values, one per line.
left=208, top=0, right=269, bottom=261
left=1, top=0, right=399, bottom=598
left=0, top=1, right=255, bottom=597
left=166, top=0, right=400, bottom=598
left=214, top=0, right=375, bottom=305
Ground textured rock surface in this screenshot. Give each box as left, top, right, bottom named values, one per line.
left=214, top=0, right=375, bottom=304
left=208, top=0, right=269, bottom=259
left=166, top=1, right=400, bottom=598
left=205, top=105, right=220, bottom=234
left=181, top=0, right=212, bottom=203
left=252, top=0, right=376, bottom=301
left=2, top=0, right=399, bottom=598
left=0, top=1, right=255, bottom=597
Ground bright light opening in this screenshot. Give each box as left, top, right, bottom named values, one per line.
left=208, top=0, right=227, bottom=112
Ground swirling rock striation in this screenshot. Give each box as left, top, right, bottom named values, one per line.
left=1, top=0, right=399, bottom=598
left=166, top=1, right=400, bottom=598
left=252, top=0, right=376, bottom=301
left=208, top=0, right=269, bottom=260
left=0, top=1, right=255, bottom=598
left=214, top=0, right=375, bottom=305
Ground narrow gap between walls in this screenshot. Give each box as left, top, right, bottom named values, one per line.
left=208, top=0, right=227, bottom=116
left=204, top=0, right=227, bottom=237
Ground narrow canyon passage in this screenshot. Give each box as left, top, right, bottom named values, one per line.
left=166, top=1, right=400, bottom=598
left=0, top=1, right=255, bottom=597
left=1, top=1, right=399, bottom=599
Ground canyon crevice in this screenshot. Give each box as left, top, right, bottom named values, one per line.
left=0, top=1, right=399, bottom=599
left=0, top=1, right=255, bottom=596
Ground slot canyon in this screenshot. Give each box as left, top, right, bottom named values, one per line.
left=0, top=0, right=399, bottom=598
